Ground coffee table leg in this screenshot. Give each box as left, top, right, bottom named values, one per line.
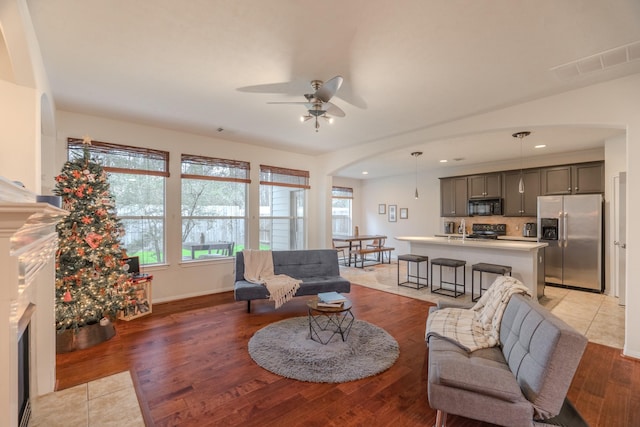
left=308, top=309, right=355, bottom=344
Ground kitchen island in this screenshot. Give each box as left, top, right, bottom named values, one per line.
left=394, top=236, right=548, bottom=300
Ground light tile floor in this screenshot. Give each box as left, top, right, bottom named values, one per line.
left=29, top=371, right=144, bottom=427
left=340, top=261, right=626, bottom=349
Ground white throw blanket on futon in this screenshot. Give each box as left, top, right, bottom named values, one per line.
left=242, top=249, right=301, bottom=309
left=425, top=276, right=530, bottom=352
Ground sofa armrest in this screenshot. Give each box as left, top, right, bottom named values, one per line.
left=433, top=359, right=523, bottom=403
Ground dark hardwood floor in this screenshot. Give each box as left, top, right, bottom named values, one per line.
left=56, top=284, right=640, bottom=426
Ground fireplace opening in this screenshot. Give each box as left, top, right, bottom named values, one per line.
left=18, top=322, right=30, bottom=427
left=18, top=304, right=34, bottom=427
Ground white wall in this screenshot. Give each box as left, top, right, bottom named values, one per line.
left=605, top=135, right=627, bottom=298
left=0, top=79, right=39, bottom=191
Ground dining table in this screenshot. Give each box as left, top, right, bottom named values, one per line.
left=183, top=241, right=234, bottom=260
left=332, top=234, right=387, bottom=267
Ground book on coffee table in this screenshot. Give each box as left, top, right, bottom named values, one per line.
left=317, top=291, right=347, bottom=304
left=316, top=301, right=344, bottom=308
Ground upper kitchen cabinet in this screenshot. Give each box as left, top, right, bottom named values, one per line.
left=503, top=169, right=540, bottom=216
left=468, top=173, right=501, bottom=198
left=440, top=176, right=468, bottom=217
left=540, top=162, right=604, bottom=195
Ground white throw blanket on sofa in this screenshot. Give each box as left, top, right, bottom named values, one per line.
left=426, top=276, right=530, bottom=352
left=243, top=249, right=301, bottom=309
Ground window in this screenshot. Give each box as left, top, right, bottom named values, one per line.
left=332, top=186, right=353, bottom=235
left=68, top=138, right=168, bottom=265
left=259, top=165, right=309, bottom=250
left=181, top=154, right=249, bottom=260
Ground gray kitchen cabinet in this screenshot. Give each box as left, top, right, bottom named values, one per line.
left=573, top=162, right=604, bottom=194
left=541, top=162, right=603, bottom=195
left=503, top=169, right=540, bottom=216
left=440, top=176, right=468, bottom=217
left=468, top=173, right=501, bottom=198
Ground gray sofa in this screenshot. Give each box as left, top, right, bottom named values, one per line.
left=427, top=294, right=588, bottom=427
left=234, top=249, right=350, bottom=312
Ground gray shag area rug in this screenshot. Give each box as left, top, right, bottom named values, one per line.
left=248, top=316, right=399, bottom=383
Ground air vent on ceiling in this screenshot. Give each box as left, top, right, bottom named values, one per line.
left=550, top=40, right=640, bottom=80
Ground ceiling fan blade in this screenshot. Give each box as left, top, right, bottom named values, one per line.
left=315, top=75, right=343, bottom=103
left=266, top=101, right=308, bottom=105
left=325, top=102, right=346, bottom=118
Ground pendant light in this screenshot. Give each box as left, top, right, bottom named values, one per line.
left=411, top=151, right=423, bottom=199
left=512, top=131, right=531, bottom=194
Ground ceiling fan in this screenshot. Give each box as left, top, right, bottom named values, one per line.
left=267, top=76, right=346, bottom=132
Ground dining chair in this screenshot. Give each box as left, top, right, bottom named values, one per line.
left=332, top=240, right=349, bottom=266
left=366, top=238, right=390, bottom=263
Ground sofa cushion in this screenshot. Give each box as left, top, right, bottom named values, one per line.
left=428, top=336, right=522, bottom=402
left=235, top=249, right=340, bottom=282
left=499, top=294, right=588, bottom=420
left=272, top=250, right=341, bottom=277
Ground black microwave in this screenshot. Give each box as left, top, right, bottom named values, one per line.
left=468, top=198, right=503, bottom=216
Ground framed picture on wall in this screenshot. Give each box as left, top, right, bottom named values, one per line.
left=388, top=205, right=397, bottom=222
left=400, top=208, right=408, bottom=219
left=378, top=204, right=386, bottom=214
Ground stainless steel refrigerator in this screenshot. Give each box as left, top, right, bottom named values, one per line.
left=537, top=194, right=603, bottom=292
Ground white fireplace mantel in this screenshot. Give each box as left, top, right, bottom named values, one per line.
left=1, top=190, right=67, bottom=427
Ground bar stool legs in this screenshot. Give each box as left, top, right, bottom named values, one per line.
left=397, top=254, right=429, bottom=289
left=430, top=258, right=466, bottom=298
left=471, top=263, right=513, bottom=302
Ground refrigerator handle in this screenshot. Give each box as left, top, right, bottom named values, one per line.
left=563, top=212, right=568, bottom=247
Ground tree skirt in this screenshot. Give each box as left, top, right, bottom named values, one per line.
left=248, top=316, right=399, bottom=383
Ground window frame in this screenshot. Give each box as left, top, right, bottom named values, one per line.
left=259, top=165, right=310, bottom=250
left=67, top=138, right=169, bottom=266
left=331, top=186, right=353, bottom=236
left=180, top=154, right=250, bottom=261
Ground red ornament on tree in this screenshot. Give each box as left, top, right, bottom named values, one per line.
left=63, top=290, right=72, bottom=302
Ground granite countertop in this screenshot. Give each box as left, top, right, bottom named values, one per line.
left=497, top=235, right=538, bottom=242
left=434, top=233, right=538, bottom=242
left=396, top=235, right=547, bottom=251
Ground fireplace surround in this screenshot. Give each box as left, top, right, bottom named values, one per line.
left=0, top=177, right=67, bottom=427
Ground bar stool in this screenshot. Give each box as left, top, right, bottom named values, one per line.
left=430, top=258, right=466, bottom=298
left=471, top=263, right=512, bottom=302
left=397, top=254, right=429, bottom=289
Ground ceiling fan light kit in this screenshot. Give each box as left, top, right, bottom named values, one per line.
left=269, top=76, right=345, bottom=132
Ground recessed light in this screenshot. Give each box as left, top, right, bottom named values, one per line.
left=439, top=159, right=448, bottom=163
left=362, top=171, right=369, bottom=175
left=534, top=144, right=546, bottom=149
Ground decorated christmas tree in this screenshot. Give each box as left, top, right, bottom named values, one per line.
left=54, top=137, right=132, bottom=332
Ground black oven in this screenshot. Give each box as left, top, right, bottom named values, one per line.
left=468, top=198, right=503, bottom=216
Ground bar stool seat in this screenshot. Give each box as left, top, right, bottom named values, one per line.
left=471, top=262, right=512, bottom=302
left=397, top=254, right=429, bottom=289
left=430, top=258, right=466, bottom=298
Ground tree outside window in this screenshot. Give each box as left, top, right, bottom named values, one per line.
left=181, top=154, right=249, bottom=260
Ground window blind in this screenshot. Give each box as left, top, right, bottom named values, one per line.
left=181, top=154, right=251, bottom=183
left=67, top=138, right=169, bottom=177
left=332, top=186, right=353, bottom=199
left=259, top=164, right=310, bottom=189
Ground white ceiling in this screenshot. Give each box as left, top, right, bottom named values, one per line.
left=26, top=0, right=639, bottom=179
